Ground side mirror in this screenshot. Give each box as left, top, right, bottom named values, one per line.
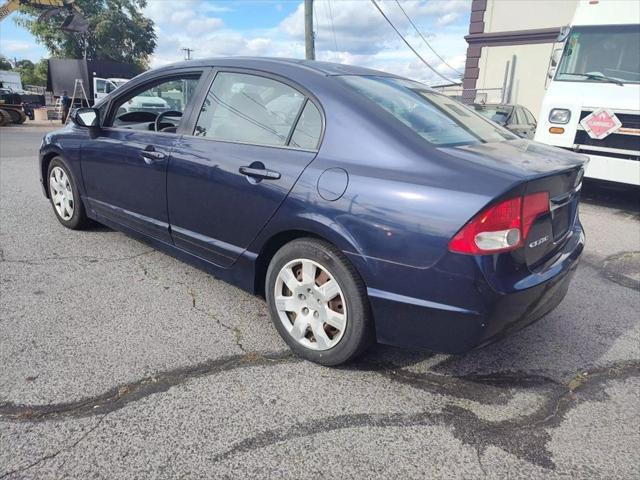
left=557, top=25, right=570, bottom=43
left=551, top=47, right=563, bottom=67
left=73, top=107, right=99, bottom=128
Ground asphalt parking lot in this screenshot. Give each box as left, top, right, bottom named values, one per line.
left=1, top=124, right=639, bottom=479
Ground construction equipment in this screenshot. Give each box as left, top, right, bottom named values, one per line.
left=0, top=88, right=28, bottom=126
left=0, top=0, right=88, bottom=32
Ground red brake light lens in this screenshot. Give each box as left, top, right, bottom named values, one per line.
left=522, top=192, right=550, bottom=239
left=448, top=192, right=550, bottom=255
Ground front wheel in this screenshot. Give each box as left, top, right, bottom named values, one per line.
left=266, top=238, right=374, bottom=366
left=47, top=157, right=88, bottom=229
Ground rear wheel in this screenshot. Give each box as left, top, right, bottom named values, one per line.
left=266, top=238, right=374, bottom=366
left=47, top=157, right=88, bottom=229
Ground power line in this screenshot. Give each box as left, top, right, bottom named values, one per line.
left=326, top=0, right=339, bottom=52
left=393, top=0, right=463, bottom=76
left=370, top=0, right=456, bottom=84
left=181, top=47, right=194, bottom=61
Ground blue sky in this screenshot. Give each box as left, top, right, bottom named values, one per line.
left=0, top=0, right=471, bottom=85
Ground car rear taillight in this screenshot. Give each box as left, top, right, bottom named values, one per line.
left=448, top=192, right=550, bottom=255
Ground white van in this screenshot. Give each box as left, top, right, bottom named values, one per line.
left=93, top=77, right=128, bottom=102
left=94, top=77, right=169, bottom=113
left=535, top=0, right=640, bottom=185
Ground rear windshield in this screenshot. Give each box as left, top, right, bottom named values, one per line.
left=340, top=75, right=516, bottom=147
left=473, top=104, right=513, bottom=124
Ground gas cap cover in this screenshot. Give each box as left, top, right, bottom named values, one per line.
left=317, top=167, right=349, bottom=201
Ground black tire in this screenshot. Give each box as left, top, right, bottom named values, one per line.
left=16, top=110, right=27, bottom=124
left=47, top=156, right=89, bottom=230
left=4, top=108, right=21, bottom=124
left=0, top=109, right=10, bottom=126
left=266, top=238, right=374, bottom=366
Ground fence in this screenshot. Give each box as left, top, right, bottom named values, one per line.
left=432, top=86, right=504, bottom=105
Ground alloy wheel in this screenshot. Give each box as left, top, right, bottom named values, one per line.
left=274, top=258, right=347, bottom=351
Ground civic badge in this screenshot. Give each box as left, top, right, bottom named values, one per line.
left=529, top=235, right=549, bottom=248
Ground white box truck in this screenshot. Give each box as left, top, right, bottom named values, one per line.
left=535, top=0, right=640, bottom=185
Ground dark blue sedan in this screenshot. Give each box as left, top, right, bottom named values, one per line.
left=39, top=58, right=586, bottom=365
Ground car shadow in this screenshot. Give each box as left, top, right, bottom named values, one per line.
left=581, top=179, right=639, bottom=214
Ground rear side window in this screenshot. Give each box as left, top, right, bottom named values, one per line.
left=194, top=72, right=306, bottom=147
left=524, top=108, right=536, bottom=124
left=290, top=101, right=322, bottom=150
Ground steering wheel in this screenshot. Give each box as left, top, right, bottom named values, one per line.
left=155, top=110, right=182, bottom=132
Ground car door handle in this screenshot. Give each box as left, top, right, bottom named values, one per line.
left=141, top=149, right=166, bottom=164
left=239, top=166, right=281, bottom=180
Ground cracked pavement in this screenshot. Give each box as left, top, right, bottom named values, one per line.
left=1, top=125, right=639, bottom=479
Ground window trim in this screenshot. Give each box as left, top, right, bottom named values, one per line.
left=187, top=67, right=325, bottom=152
left=101, top=67, right=209, bottom=135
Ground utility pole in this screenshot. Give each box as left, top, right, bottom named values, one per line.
left=181, top=48, right=194, bottom=61
left=304, top=0, right=315, bottom=60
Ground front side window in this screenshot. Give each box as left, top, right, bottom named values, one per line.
left=194, top=72, right=306, bottom=147
left=110, top=74, right=201, bottom=131
left=556, top=25, right=640, bottom=84
left=342, top=76, right=515, bottom=147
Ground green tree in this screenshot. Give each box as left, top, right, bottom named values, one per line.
left=13, top=59, right=48, bottom=86
left=0, top=55, right=13, bottom=70
left=15, top=0, right=156, bottom=69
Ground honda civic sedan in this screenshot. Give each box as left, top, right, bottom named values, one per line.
left=39, top=58, right=586, bottom=365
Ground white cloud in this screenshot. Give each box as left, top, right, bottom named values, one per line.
left=144, top=0, right=470, bottom=85
left=2, top=41, right=32, bottom=53
left=436, top=12, right=459, bottom=27
left=184, top=17, right=224, bottom=35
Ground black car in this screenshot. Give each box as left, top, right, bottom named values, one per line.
left=473, top=103, right=538, bottom=139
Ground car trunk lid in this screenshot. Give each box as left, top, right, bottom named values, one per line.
left=440, top=139, right=586, bottom=268
left=519, top=166, right=583, bottom=267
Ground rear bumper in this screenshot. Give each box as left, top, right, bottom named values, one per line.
left=367, top=225, right=584, bottom=354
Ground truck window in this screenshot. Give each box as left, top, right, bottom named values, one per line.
left=95, top=79, right=106, bottom=94
left=556, top=25, right=640, bottom=84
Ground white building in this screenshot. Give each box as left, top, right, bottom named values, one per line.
left=462, top=0, right=579, bottom=116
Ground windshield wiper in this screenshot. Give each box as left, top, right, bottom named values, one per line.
left=579, top=72, right=624, bottom=86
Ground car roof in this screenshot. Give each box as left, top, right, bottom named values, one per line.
left=474, top=103, right=515, bottom=108
left=151, top=57, right=397, bottom=78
